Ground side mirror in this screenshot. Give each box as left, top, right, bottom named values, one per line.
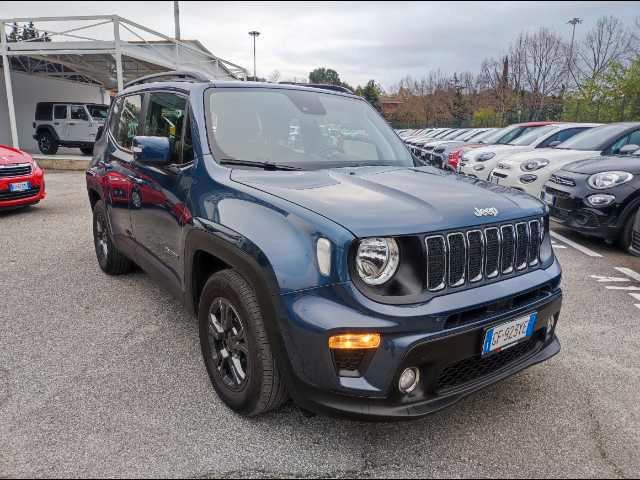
left=132, top=136, right=171, bottom=164
left=619, top=144, right=640, bottom=155
left=547, top=140, right=562, bottom=148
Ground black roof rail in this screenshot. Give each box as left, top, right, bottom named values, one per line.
left=124, top=70, right=211, bottom=89
left=278, top=82, right=353, bottom=94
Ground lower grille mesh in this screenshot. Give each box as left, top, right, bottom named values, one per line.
left=437, top=336, right=540, bottom=391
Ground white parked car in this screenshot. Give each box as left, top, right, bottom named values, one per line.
left=458, top=123, right=598, bottom=180
left=488, top=123, right=640, bottom=197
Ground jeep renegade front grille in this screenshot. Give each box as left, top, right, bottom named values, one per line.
left=425, top=219, right=542, bottom=292
left=0, top=164, right=31, bottom=178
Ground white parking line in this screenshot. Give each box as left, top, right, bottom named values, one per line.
left=605, top=285, right=640, bottom=291
left=550, top=231, right=603, bottom=258
left=589, top=275, right=630, bottom=282
left=614, top=267, right=640, bottom=283
left=630, top=293, right=640, bottom=302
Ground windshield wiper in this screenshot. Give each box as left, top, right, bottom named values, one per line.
left=218, top=158, right=303, bottom=171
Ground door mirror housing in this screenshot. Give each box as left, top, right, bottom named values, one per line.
left=619, top=144, right=640, bottom=155
left=132, top=136, right=171, bottom=164
left=547, top=140, right=562, bottom=148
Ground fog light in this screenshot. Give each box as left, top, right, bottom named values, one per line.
left=328, top=333, right=380, bottom=350
left=398, top=367, right=420, bottom=394
left=587, top=194, right=615, bottom=207
left=473, top=164, right=485, bottom=171
left=519, top=174, right=538, bottom=184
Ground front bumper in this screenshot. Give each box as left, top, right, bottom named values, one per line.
left=543, top=175, right=636, bottom=241
left=279, top=259, right=563, bottom=419
left=0, top=168, right=45, bottom=209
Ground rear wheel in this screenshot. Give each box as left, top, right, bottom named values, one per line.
left=80, top=146, right=94, bottom=156
left=198, top=270, right=287, bottom=416
left=92, top=200, right=133, bottom=275
left=37, top=131, right=58, bottom=155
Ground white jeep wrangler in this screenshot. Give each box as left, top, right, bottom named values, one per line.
left=33, top=102, right=109, bottom=155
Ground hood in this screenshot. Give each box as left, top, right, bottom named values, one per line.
left=0, top=146, right=32, bottom=166
left=463, top=144, right=519, bottom=161
left=500, top=148, right=600, bottom=166
left=231, top=166, right=545, bottom=238
left=562, top=155, right=640, bottom=175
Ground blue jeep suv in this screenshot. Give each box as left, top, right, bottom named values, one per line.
left=86, top=72, right=562, bottom=419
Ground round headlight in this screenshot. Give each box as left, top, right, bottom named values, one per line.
left=356, top=238, right=400, bottom=286
left=588, top=171, right=634, bottom=190
left=478, top=152, right=495, bottom=162
left=521, top=159, right=550, bottom=172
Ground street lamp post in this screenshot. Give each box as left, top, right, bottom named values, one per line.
left=567, top=17, right=582, bottom=87
left=248, top=30, right=260, bottom=80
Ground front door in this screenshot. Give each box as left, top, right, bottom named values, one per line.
left=129, top=91, right=194, bottom=296
left=52, top=104, right=69, bottom=141
left=67, top=105, right=92, bottom=143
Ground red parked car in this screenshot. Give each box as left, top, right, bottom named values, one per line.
left=0, top=145, right=45, bottom=210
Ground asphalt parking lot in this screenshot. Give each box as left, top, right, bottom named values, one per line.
left=2, top=171, right=640, bottom=478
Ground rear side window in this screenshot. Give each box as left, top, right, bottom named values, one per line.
left=112, top=95, right=142, bottom=150
left=54, top=105, right=68, bottom=120
left=35, top=104, right=52, bottom=121
left=143, top=92, right=188, bottom=163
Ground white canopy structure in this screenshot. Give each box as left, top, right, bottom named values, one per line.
left=0, top=15, right=248, bottom=148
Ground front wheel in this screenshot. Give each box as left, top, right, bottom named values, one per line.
left=618, top=207, right=639, bottom=251
left=198, top=270, right=287, bottom=416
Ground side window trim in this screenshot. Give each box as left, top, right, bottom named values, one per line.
left=142, top=89, right=190, bottom=165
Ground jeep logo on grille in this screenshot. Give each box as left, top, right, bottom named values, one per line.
left=474, top=207, right=499, bottom=217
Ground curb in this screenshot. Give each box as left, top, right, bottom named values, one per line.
left=36, top=158, right=90, bottom=171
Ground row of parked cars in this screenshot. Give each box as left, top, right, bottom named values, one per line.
left=397, top=122, right=640, bottom=255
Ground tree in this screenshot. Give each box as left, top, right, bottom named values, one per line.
left=362, top=80, right=382, bottom=111
left=308, top=67, right=341, bottom=85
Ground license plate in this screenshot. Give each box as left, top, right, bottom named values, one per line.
left=482, top=312, right=537, bottom=356
left=9, top=181, right=30, bottom=192
left=541, top=191, right=556, bottom=206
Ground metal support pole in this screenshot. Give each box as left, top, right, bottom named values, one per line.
left=1, top=21, right=19, bottom=147
left=113, top=17, right=124, bottom=91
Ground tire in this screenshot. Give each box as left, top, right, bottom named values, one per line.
left=80, top=146, right=94, bottom=156
left=198, top=270, right=288, bottom=416
left=618, top=207, right=639, bottom=250
left=37, top=131, right=58, bottom=155
left=92, top=200, right=133, bottom=275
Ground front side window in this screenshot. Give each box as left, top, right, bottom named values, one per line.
left=206, top=87, right=412, bottom=170
left=54, top=105, right=68, bottom=120
left=143, top=92, right=188, bottom=163
left=497, top=126, right=536, bottom=144
left=70, top=105, right=89, bottom=121
left=114, top=95, right=142, bottom=150
left=87, top=105, right=109, bottom=120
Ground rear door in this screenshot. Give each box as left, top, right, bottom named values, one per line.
left=101, top=94, right=144, bottom=257
left=129, top=91, right=194, bottom=297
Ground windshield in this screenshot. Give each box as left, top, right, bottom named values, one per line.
left=509, top=125, right=558, bottom=146
left=556, top=124, right=630, bottom=151
left=477, top=127, right=508, bottom=144
left=87, top=105, right=109, bottom=120
left=206, top=88, right=413, bottom=169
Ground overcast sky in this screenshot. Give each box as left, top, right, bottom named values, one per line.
left=1, top=1, right=639, bottom=89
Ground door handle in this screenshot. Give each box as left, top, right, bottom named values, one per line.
left=68, top=122, right=77, bottom=125
left=53, top=122, right=59, bottom=126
